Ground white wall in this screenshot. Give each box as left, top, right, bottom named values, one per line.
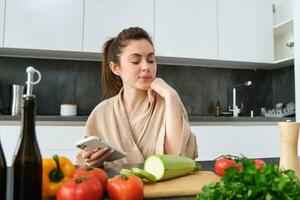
left=294, top=0, right=300, bottom=121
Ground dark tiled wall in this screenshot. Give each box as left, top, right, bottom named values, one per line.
left=0, top=56, right=295, bottom=116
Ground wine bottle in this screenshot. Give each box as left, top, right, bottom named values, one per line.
left=12, top=67, right=42, bottom=200
left=0, top=137, right=7, bottom=200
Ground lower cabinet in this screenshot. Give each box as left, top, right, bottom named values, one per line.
left=2, top=124, right=293, bottom=165
left=192, top=125, right=283, bottom=161
left=0, top=125, right=84, bottom=166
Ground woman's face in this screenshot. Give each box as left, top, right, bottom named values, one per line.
left=114, top=39, right=157, bottom=91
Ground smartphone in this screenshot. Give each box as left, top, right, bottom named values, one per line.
left=75, top=136, right=126, bottom=162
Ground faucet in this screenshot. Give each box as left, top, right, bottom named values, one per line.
left=230, top=81, right=252, bottom=117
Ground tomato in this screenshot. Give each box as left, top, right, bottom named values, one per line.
left=56, top=176, right=103, bottom=200
left=214, top=157, right=236, bottom=176
left=74, top=166, right=108, bottom=190
left=107, top=175, right=144, bottom=200
left=254, top=159, right=265, bottom=170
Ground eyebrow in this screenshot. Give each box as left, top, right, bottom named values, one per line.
left=129, top=52, right=155, bottom=58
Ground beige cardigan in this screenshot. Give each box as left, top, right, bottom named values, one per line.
left=76, top=89, right=198, bottom=165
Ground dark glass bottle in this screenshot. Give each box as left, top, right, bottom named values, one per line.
left=0, top=138, right=7, bottom=200
left=12, top=95, right=42, bottom=200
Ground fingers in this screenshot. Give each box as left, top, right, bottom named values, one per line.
left=86, top=149, right=114, bottom=167
left=89, top=147, right=110, bottom=160
left=147, top=89, right=155, bottom=103
left=82, top=148, right=98, bottom=159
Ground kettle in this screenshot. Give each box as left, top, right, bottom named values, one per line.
left=278, top=122, right=300, bottom=178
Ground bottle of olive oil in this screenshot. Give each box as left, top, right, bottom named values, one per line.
left=12, top=67, right=42, bottom=200
left=0, top=137, right=7, bottom=200
left=215, top=101, right=221, bottom=117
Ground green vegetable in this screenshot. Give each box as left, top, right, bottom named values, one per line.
left=131, top=167, right=157, bottom=182
left=120, top=168, right=135, bottom=177
left=144, top=155, right=200, bottom=181
left=196, top=160, right=300, bottom=200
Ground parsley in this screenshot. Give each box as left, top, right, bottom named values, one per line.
left=196, top=160, right=300, bottom=200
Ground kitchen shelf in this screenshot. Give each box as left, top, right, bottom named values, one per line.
left=274, top=19, right=293, bottom=36
left=273, top=57, right=294, bottom=68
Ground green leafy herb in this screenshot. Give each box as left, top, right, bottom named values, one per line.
left=196, top=160, right=300, bottom=200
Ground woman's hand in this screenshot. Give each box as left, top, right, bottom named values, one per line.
left=148, top=78, right=178, bottom=103
left=82, top=147, right=114, bottom=167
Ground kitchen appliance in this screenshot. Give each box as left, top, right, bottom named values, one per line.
left=11, top=84, right=24, bottom=116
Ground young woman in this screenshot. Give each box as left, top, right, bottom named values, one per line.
left=76, top=27, right=198, bottom=167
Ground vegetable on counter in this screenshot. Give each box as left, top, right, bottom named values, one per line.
left=56, top=176, right=103, bottom=200
left=197, top=159, right=300, bottom=200
left=214, top=155, right=265, bottom=176
left=107, top=174, right=144, bottom=200
left=42, top=155, right=75, bottom=197
left=73, top=165, right=108, bottom=190
left=144, top=154, right=200, bottom=181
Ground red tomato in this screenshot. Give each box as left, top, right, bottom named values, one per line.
left=107, top=175, right=144, bottom=200
left=254, top=159, right=265, bottom=170
left=214, top=157, right=236, bottom=176
left=56, top=176, right=103, bottom=200
left=74, top=166, right=108, bottom=190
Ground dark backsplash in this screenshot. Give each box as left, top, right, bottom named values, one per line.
left=0, top=56, right=295, bottom=116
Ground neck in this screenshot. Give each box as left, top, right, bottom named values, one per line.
left=122, top=85, right=148, bottom=114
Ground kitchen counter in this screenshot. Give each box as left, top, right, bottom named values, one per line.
left=0, top=115, right=295, bottom=126
left=5, top=157, right=280, bottom=200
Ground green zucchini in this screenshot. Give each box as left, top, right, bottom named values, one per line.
left=144, top=155, right=200, bottom=181
left=131, top=167, right=157, bottom=182
left=120, top=168, right=135, bottom=176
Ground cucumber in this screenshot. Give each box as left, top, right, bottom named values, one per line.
left=120, top=168, right=135, bottom=176
left=144, top=155, right=200, bottom=181
left=131, top=167, right=157, bottom=182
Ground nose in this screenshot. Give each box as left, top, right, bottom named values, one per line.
left=141, top=60, right=150, bottom=71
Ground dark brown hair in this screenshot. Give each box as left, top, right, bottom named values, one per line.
left=101, top=27, right=154, bottom=98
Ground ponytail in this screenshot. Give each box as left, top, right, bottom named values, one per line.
left=101, top=38, right=123, bottom=98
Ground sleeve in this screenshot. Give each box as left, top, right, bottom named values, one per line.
left=155, top=99, right=198, bottom=160
left=177, top=101, right=198, bottom=159
left=75, top=109, right=103, bottom=165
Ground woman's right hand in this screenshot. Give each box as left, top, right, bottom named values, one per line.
left=82, top=147, right=114, bottom=167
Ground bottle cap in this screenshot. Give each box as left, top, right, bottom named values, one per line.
left=25, top=66, right=42, bottom=97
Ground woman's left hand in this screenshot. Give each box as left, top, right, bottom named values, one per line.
left=148, top=78, right=177, bottom=103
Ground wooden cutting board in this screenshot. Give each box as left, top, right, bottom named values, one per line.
left=143, top=171, right=220, bottom=199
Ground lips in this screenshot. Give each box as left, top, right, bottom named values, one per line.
left=139, top=75, right=152, bottom=80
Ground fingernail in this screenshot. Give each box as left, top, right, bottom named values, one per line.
left=110, top=149, right=114, bottom=153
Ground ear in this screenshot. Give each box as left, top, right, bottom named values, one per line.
left=109, top=61, right=121, bottom=76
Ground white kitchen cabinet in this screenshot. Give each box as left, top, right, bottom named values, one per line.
left=83, top=0, right=154, bottom=53
left=0, top=125, right=84, bottom=166
left=192, top=125, right=284, bottom=161
left=232, top=126, right=280, bottom=158
left=273, top=0, right=293, bottom=26
left=191, top=126, right=233, bottom=161
left=218, top=0, right=274, bottom=63
left=0, top=0, right=4, bottom=47
left=155, top=0, right=218, bottom=59
left=4, top=0, right=84, bottom=51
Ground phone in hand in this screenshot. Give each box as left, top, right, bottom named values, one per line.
left=75, top=136, right=126, bottom=162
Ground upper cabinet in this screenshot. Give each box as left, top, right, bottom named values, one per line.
left=218, top=0, right=274, bottom=63
left=273, top=0, right=294, bottom=62
left=0, top=0, right=4, bottom=47
left=83, top=0, right=154, bottom=53
left=155, top=0, right=218, bottom=59
left=273, top=0, right=293, bottom=25
left=4, top=0, right=84, bottom=51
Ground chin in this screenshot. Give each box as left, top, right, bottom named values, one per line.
left=136, top=84, right=151, bottom=91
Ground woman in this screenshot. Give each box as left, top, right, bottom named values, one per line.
left=76, top=27, right=198, bottom=167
